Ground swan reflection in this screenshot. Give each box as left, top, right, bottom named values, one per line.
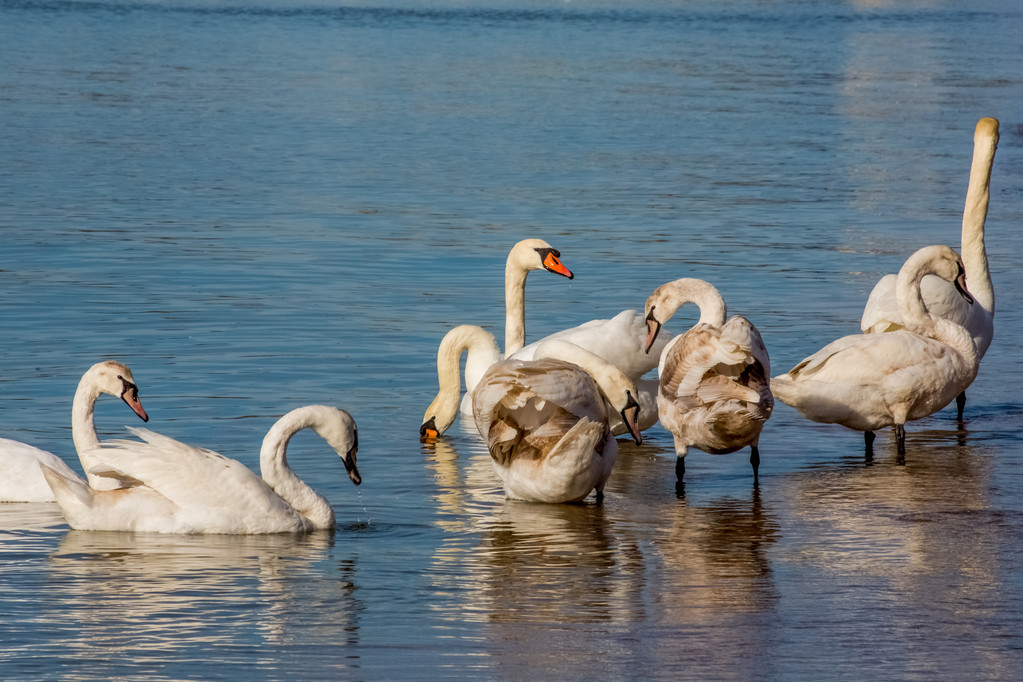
left=42, top=530, right=363, bottom=662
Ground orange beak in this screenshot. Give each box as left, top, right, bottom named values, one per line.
left=542, top=252, right=574, bottom=279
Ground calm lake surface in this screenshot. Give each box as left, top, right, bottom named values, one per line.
left=2, top=0, right=1023, bottom=678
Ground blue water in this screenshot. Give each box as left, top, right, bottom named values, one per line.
left=2, top=0, right=1023, bottom=678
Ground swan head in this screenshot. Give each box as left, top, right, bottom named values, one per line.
left=509, top=238, right=574, bottom=280
left=310, top=406, right=361, bottom=486
left=952, top=258, right=973, bottom=305
left=903, top=245, right=974, bottom=305
left=644, top=307, right=663, bottom=354
left=617, top=389, right=643, bottom=446
left=82, top=360, right=149, bottom=422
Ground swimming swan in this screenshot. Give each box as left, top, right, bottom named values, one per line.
left=774, top=245, right=978, bottom=455
left=860, top=117, right=998, bottom=419
left=42, top=405, right=361, bottom=534
left=644, top=278, right=773, bottom=482
left=471, top=339, right=642, bottom=503
left=0, top=361, right=149, bottom=503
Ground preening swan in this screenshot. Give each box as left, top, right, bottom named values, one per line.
left=471, top=339, right=642, bottom=504
left=774, top=245, right=978, bottom=456
left=42, top=405, right=361, bottom=534
left=860, top=117, right=998, bottom=419
left=422, top=238, right=669, bottom=436
left=0, top=361, right=149, bottom=503
left=644, top=279, right=773, bottom=483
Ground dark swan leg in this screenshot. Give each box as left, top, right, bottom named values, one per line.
left=595, top=488, right=605, bottom=505
left=864, top=430, right=876, bottom=453
left=895, top=424, right=906, bottom=464
left=750, top=445, right=760, bottom=481
left=674, top=456, right=686, bottom=497
left=956, top=392, right=967, bottom=422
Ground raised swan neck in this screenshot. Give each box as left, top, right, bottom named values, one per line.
left=960, top=117, right=998, bottom=316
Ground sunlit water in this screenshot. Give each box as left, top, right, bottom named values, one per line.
left=2, top=0, right=1023, bottom=678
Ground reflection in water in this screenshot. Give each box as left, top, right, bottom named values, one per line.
left=781, top=433, right=1023, bottom=676
left=655, top=486, right=780, bottom=614
left=32, top=530, right=364, bottom=674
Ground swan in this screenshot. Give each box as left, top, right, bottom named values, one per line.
left=860, top=117, right=999, bottom=419
left=0, top=361, right=149, bottom=503
left=470, top=338, right=642, bottom=504
left=643, top=278, right=773, bottom=482
left=420, top=321, right=660, bottom=440
left=422, top=238, right=670, bottom=436
left=41, top=405, right=361, bottom=534
left=773, top=245, right=978, bottom=455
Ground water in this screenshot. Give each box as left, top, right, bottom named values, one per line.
left=2, top=0, right=1023, bottom=678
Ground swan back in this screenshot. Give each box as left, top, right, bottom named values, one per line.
left=530, top=338, right=642, bottom=443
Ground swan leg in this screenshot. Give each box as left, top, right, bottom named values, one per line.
left=956, top=392, right=967, bottom=422
left=749, top=445, right=760, bottom=481
left=594, top=484, right=605, bottom=505
left=894, top=424, right=906, bottom=463
left=675, top=456, right=686, bottom=481
left=864, top=430, right=875, bottom=453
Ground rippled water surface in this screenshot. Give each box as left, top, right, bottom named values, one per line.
left=2, top=0, right=1023, bottom=679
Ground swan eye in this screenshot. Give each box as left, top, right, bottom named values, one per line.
left=117, top=375, right=139, bottom=400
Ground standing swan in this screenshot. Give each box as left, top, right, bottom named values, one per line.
left=471, top=339, right=642, bottom=503
left=643, top=279, right=773, bottom=483
left=774, top=245, right=978, bottom=456
left=0, top=361, right=149, bottom=502
left=861, top=117, right=998, bottom=419
left=42, top=405, right=361, bottom=534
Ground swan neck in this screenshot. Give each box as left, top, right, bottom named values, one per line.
left=70, top=374, right=104, bottom=486
left=260, top=413, right=335, bottom=530
left=426, top=325, right=496, bottom=434
left=504, top=258, right=528, bottom=355
left=658, top=279, right=727, bottom=328
left=960, top=120, right=998, bottom=315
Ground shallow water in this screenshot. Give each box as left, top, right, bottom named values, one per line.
left=2, top=0, right=1023, bottom=678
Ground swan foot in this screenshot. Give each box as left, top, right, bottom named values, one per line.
left=956, top=392, right=967, bottom=422
left=749, top=446, right=760, bottom=481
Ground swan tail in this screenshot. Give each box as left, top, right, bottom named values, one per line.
left=40, top=463, right=93, bottom=511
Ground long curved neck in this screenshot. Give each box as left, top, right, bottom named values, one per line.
left=960, top=117, right=998, bottom=315
left=70, top=373, right=109, bottom=488
left=427, top=325, right=498, bottom=434
left=504, top=257, right=530, bottom=355
left=896, top=255, right=977, bottom=363
left=260, top=410, right=335, bottom=530
left=660, top=279, right=727, bottom=328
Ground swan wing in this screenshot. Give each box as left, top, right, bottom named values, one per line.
left=660, top=323, right=766, bottom=406
left=88, top=427, right=296, bottom=520
left=784, top=331, right=957, bottom=385
left=473, top=359, right=606, bottom=466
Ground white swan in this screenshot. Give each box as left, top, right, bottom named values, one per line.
left=0, top=361, right=149, bottom=503
left=643, top=278, right=773, bottom=482
left=41, top=405, right=361, bottom=534
left=773, top=245, right=978, bottom=455
left=471, top=339, right=642, bottom=504
left=860, top=117, right=998, bottom=419
left=423, top=238, right=670, bottom=436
